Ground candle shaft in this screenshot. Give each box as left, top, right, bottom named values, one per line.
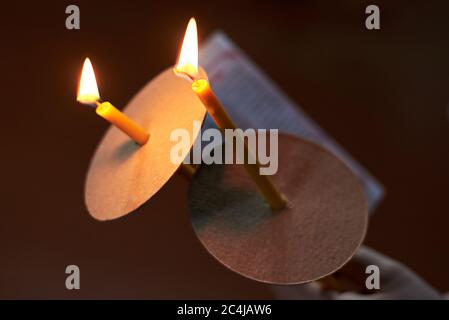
left=96, top=102, right=149, bottom=145
left=192, top=79, right=286, bottom=210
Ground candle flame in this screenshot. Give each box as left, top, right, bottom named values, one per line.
left=175, top=18, right=199, bottom=79
left=77, top=57, right=100, bottom=104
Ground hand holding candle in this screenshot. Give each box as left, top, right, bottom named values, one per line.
left=77, top=58, right=150, bottom=146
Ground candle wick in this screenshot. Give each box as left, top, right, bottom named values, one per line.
left=173, top=68, right=195, bottom=82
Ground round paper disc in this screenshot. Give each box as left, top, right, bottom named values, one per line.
left=188, top=133, right=368, bottom=284
left=85, top=68, right=206, bottom=220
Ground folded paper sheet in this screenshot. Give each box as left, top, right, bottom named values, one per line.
left=199, top=32, right=384, bottom=212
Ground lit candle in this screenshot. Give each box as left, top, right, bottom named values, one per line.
left=175, top=18, right=286, bottom=210
left=77, top=58, right=150, bottom=146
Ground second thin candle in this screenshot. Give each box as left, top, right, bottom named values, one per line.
left=176, top=18, right=286, bottom=210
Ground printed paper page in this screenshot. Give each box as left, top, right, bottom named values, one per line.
left=199, top=32, right=384, bottom=212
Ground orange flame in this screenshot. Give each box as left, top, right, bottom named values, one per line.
left=77, top=58, right=100, bottom=104
left=175, top=18, right=199, bottom=79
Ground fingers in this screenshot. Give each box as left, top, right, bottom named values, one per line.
left=271, top=282, right=334, bottom=300
left=333, top=246, right=398, bottom=291
left=334, top=291, right=388, bottom=300
left=350, top=246, right=398, bottom=271
left=335, top=246, right=442, bottom=299
left=271, top=246, right=442, bottom=300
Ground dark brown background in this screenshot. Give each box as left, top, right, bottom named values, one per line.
left=0, top=0, right=448, bottom=299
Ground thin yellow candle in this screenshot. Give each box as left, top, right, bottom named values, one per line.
left=77, top=58, right=149, bottom=146
left=193, top=79, right=286, bottom=210
left=95, top=101, right=149, bottom=145
left=176, top=18, right=286, bottom=210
